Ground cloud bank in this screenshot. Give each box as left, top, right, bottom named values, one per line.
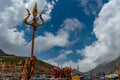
left=33, top=18, right=83, bottom=54
left=44, top=18, right=83, bottom=65
left=61, top=0, right=120, bottom=72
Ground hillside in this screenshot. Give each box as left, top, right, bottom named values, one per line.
left=90, top=56, right=120, bottom=75
left=0, top=49, right=53, bottom=74
left=0, top=49, right=14, bottom=56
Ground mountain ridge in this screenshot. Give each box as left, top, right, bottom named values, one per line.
left=89, top=56, right=120, bottom=75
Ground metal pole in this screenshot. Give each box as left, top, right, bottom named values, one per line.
left=31, top=27, right=35, bottom=57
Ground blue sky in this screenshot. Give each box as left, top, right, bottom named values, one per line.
left=37, top=1, right=97, bottom=59
left=1, top=0, right=120, bottom=72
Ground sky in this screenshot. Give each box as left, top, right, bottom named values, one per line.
left=1, top=0, right=120, bottom=72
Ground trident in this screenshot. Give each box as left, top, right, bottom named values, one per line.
left=24, top=3, right=44, bottom=57
left=21, top=3, right=44, bottom=80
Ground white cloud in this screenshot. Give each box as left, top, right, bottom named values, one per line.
left=0, top=0, right=12, bottom=12
left=62, top=0, right=120, bottom=72
left=80, top=0, right=104, bottom=15
left=43, top=18, right=84, bottom=66
left=0, top=0, right=28, bottom=56
left=42, top=1, right=55, bottom=20
left=32, top=18, right=83, bottom=53
left=55, top=50, right=73, bottom=61
left=44, top=50, right=73, bottom=66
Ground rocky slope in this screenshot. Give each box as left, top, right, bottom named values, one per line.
left=90, top=56, right=120, bottom=75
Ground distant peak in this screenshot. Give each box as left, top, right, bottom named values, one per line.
left=0, top=49, right=14, bottom=56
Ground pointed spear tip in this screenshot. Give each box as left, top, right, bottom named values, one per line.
left=32, top=2, right=38, bottom=18
left=34, top=2, right=37, bottom=7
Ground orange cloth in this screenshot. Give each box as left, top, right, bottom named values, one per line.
left=115, top=66, right=120, bottom=78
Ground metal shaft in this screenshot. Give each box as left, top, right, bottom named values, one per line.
left=31, top=27, right=35, bottom=57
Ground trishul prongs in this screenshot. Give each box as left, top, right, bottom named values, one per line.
left=24, top=3, right=44, bottom=57
left=24, top=2, right=44, bottom=31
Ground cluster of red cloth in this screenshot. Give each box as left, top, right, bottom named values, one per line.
left=51, top=66, right=73, bottom=78
left=21, top=56, right=37, bottom=80
left=0, top=61, right=23, bottom=68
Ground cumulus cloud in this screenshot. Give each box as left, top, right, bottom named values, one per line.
left=45, top=50, right=73, bottom=66
left=43, top=18, right=84, bottom=65
left=0, top=0, right=28, bottom=56
left=0, top=0, right=58, bottom=56
left=32, top=18, right=83, bottom=53
left=0, top=0, right=12, bottom=12
left=54, top=50, right=73, bottom=61
left=61, top=0, right=120, bottom=72
left=80, top=0, right=104, bottom=15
